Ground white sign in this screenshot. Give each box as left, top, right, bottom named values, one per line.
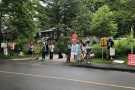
left=113, top=60, right=125, bottom=64
left=110, top=47, right=115, bottom=56
left=1, top=43, right=7, bottom=48
left=71, top=44, right=78, bottom=55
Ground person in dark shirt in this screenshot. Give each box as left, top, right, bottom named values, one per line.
left=42, top=41, right=48, bottom=61
left=106, top=38, right=114, bottom=59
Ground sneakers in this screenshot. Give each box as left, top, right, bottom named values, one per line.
left=87, top=62, right=90, bottom=64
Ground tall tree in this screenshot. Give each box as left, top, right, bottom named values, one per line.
left=91, top=5, right=118, bottom=38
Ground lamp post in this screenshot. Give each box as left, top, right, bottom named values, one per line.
left=0, top=0, right=2, bottom=53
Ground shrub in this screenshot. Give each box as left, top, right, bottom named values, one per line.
left=91, top=44, right=107, bottom=58
left=115, top=39, right=134, bottom=57
left=54, top=35, right=70, bottom=54
left=91, top=38, right=135, bottom=58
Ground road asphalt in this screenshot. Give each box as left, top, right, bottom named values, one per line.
left=0, top=55, right=135, bottom=72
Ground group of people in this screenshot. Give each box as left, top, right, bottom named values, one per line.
left=1, top=41, right=15, bottom=57
left=28, top=41, right=54, bottom=60
left=66, top=40, right=92, bottom=63
left=1, top=38, right=114, bottom=62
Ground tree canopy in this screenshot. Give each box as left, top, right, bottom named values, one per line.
left=0, top=0, right=135, bottom=44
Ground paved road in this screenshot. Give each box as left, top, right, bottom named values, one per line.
left=0, top=59, right=135, bottom=90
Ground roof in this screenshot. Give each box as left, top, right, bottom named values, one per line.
left=41, top=28, right=56, bottom=33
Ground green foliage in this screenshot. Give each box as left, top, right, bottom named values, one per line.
left=115, top=39, right=132, bottom=57
left=91, top=5, right=118, bottom=38
left=91, top=44, right=107, bottom=58
left=14, top=36, right=28, bottom=51
left=92, top=38, right=135, bottom=59
left=54, top=35, right=70, bottom=53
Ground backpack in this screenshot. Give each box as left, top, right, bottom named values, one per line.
left=42, top=46, right=47, bottom=52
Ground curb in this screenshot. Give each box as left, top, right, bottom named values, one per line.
left=69, top=62, right=135, bottom=72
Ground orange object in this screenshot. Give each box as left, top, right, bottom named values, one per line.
left=37, top=44, right=40, bottom=47
left=71, top=34, right=78, bottom=42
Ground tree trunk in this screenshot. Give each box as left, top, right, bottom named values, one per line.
left=56, top=28, right=60, bottom=41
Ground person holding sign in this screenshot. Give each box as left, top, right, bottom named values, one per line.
left=71, top=42, right=78, bottom=59
left=106, top=38, right=114, bottom=59
left=86, top=41, right=92, bottom=64
left=1, top=41, right=8, bottom=57
left=77, top=41, right=82, bottom=63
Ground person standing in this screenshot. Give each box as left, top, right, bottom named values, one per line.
left=66, top=41, right=71, bottom=62
left=71, top=42, right=78, bottom=59
left=77, top=41, right=82, bottom=63
left=106, top=38, right=114, bottom=59
left=10, top=41, right=14, bottom=57
left=3, top=41, right=8, bottom=57
left=34, top=42, right=40, bottom=60
left=29, top=43, right=34, bottom=60
left=42, top=41, right=48, bottom=60
left=86, top=41, right=92, bottom=64
left=82, top=43, right=86, bottom=59
left=49, top=41, right=54, bottom=60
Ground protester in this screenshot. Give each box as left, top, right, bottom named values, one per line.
left=42, top=41, right=48, bottom=60
left=106, top=38, right=114, bottom=59
left=71, top=42, right=78, bottom=59
left=10, top=41, right=14, bottom=56
left=77, top=41, right=82, bottom=63
left=82, top=43, right=86, bottom=59
left=86, top=41, right=92, bottom=63
left=34, top=42, right=40, bottom=60
left=28, top=43, right=34, bottom=60
left=66, top=41, right=71, bottom=62
left=2, top=41, right=8, bottom=57
left=49, top=41, right=54, bottom=60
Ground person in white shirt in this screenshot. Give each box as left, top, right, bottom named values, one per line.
left=3, top=41, right=8, bottom=57
left=71, top=42, right=78, bottom=59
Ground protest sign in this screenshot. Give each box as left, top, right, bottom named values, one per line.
left=100, top=38, right=106, bottom=48
left=127, top=54, right=135, bottom=66
left=71, top=34, right=78, bottom=42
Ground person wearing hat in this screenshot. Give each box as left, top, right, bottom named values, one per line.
left=106, top=38, right=114, bottom=59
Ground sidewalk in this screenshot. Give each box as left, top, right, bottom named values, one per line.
left=0, top=54, right=135, bottom=72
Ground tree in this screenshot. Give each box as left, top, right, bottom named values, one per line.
left=91, top=5, right=118, bottom=38
left=0, top=0, right=38, bottom=51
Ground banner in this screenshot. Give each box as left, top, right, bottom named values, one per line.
left=110, top=47, right=115, bottom=56
left=71, top=44, right=78, bottom=55
left=100, top=37, right=106, bottom=48
left=1, top=43, right=7, bottom=48
left=71, top=34, right=78, bottom=42
left=127, top=54, right=135, bottom=66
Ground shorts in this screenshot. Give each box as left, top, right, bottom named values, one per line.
left=29, top=51, right=33, bottom=54
left=86, top=49, right=91, bottom=55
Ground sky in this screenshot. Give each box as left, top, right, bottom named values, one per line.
left=39, top=1, right=47, bottom=7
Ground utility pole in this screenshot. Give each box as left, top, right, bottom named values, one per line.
left=0, top=0, right=3, bottom=53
